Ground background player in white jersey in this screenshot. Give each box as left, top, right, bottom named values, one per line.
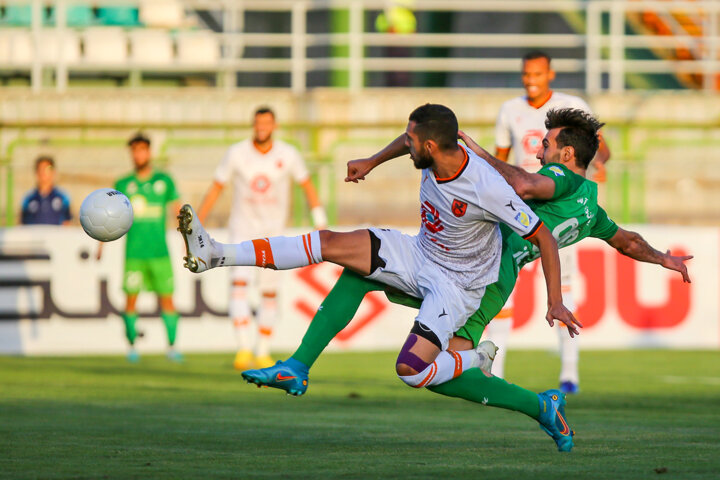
left=179, top=103, right=579, bottom=399
left=196, top=107, right=327, bottom=370
left=489, top=51, right=611, bottom=393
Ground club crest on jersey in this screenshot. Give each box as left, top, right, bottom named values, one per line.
left=421, top=201, right=444, bottom=233
left=451, top=199, right=467, bottom=217
left=522, top=130, right=545, bottom=155
left=250, top=174, right=271, bottom=193
left=515, top=211, right=532, bottom=227
left=549, top=166, right=565, bottom=177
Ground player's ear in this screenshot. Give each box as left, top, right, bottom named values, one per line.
left=424, top=139, right=435, bottom=155
left=548, top=68, right=556, bottom=83
left=562, top=145, right=575, bottom=163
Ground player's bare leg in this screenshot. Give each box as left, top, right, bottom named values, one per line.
left=396, top=328, right=495, bottom=389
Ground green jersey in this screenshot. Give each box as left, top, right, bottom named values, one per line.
left=503, top=162, right=619, bottom=273
left=114, top=170, right=180, bottom=259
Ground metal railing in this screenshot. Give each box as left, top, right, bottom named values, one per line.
left=3, top=0, right=718, bottom=93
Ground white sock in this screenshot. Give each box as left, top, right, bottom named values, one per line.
left=398, top=350, right=478, bottom=388
left=484, top=317, right=512, bottom=379
left=230, top=285, right=252, bottom=350
left=220, top=232, right=322, bottom=269
left=255, top=296, right=277, bottom=357
left=558, top=288, right=579, bottom=384
left=558, top=324, right=579, bottom=384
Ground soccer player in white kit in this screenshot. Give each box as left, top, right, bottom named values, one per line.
left=179, top=103, right=580, bottom=397
left=489, top=51, right=611, bottom=393
left=196, top=107, right=327, bottom=370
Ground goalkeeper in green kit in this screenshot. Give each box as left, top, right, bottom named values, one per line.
left=242, top=109, right=692, bottom=451
left=99, top=133, right=183, bottom=363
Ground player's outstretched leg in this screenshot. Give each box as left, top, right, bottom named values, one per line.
left=428, top=370, right=575, bottom=452
left=241, top=358, right=309, bottom=396
left=537, top=389, right=575, bottom=452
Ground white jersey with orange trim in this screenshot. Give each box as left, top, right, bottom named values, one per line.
left=214, top=139, right=309, bottom=238
left=495, top=92, right=592, bottom=171
left=415, top=145, right=543, bottom=290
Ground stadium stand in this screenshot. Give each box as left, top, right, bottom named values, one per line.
left=129, top=29, right=174, bottom=66
left=82, top=27, right=128, bottom=65
left=96, top=6, right=140, bottom=26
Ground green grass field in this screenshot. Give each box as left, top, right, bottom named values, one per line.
left=2, top=350, right=719, bottom=479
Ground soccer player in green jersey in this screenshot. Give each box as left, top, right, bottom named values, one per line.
left=242, top=109, right=692, bottom=451
left=99, top=133, right=182, bottom=363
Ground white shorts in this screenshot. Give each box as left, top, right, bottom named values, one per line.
left=365, top=228, right=486, bottom=350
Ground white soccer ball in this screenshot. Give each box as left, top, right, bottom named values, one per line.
left=79, top=188, right=134, bottom=242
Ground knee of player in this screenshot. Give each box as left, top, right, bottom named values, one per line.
left=395, top=360, right=419, bottom=377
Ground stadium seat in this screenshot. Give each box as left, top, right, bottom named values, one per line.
left=83, top=27, right=128, bottom=65
left=139, top=0, right=185, bottom=29
left=176, top=31, right=219, bottom=66
left=38, top=30, right=81, bottom=64
left=97, top=7, right=140, bottom=27
left=3, top=6, right=34, bottom=26
left=3, top=29, right=33, bottom=65
left=46, top=5, right=95, bottom=27
left=129, top=29, right=174, bottom=65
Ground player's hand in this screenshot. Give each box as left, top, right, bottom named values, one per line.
left=593, top=162, right=607, bottom=183
left=545, top=302, right=583, bottom=337
left=345, top=158, right=376, bottom=183
left=662, top=250, right=693, bottom=283
left=457, top=130, right=480, bottom=151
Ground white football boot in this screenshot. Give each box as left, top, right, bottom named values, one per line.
left=476, top=340, right=499, bottom=373
left=177, top=204, right=217, bottom=273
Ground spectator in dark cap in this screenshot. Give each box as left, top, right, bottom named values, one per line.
left=20, top=155, right=72, bottom=225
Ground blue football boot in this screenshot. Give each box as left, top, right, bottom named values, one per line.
left=242, top=359, right=309, bottom=396
left=537, top=389, right=574, bottom=452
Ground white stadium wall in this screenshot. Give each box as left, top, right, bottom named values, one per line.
left=0, top=225, right=716, bottom=355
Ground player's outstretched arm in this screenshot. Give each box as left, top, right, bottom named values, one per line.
left=345, top=134, right=409, bottom=182
left=605, top=227, right=693, bottom=283
left=526, top=224, right=583, bottom=336
left=458, top=130, right=555, bottom=200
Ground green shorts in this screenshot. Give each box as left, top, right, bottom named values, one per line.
left=123, top=256, right=174, bottom=295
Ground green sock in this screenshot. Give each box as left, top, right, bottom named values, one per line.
left=428, top=368, right=541, bottom=419
left=122, top=312, right=138, bottom=345
left=161, top=311, right=180, bottom=346
left=291, top=269, right=385, bottom=368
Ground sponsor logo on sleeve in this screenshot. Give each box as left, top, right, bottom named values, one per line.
left=549, top=166, right=565, bottom=177
left=515, top=211, right=532, bottom=227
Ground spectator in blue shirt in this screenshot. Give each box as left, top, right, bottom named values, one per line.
left=21, top=156, right=72, bottom=225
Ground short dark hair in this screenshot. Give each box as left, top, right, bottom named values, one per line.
left=35, top=155, right=54, bottom=170
left=254, top=106, right=275, bottom=119
left=127, top=132, right=151, bottom=147
left=408, top=104, right=458, bottom=151
left=545, top=108, right=605, bottom=169
left=522, top=50, right=551, bottom=65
